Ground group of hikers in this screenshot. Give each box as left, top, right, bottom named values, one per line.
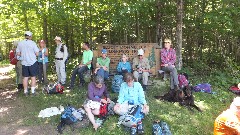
left=10, top=31, right=239, bottom=134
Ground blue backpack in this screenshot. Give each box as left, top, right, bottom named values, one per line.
left=112, top=75, right=124, bottom=93
left=152, top=121, right=162, bottom=135
left=61, top=106, right=78, bottom=124
left=152, top=121, right=172, bottom=135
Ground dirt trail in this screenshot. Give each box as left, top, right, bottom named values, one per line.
left=0, top=65, right=57, bottom=135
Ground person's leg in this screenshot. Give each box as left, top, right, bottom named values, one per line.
left=59, top=61, right=66, bottom=84
left=96, top=68, right=104, bottom=78
left=142, top=72, right=149, bottom=91
left=78, top=66, right=88, bottom=84
left=29, top=62, right=38, bottom=94
left=133, top=71, right=140, bottom=82
left=84, top=105, right=99, bottom=130
left=162, top=66, right=179, bottom=90
left=114, top=103, right=129, bottom=115
left=104, top=71, right=109, bottom=80
left=55, top=61, right=61, bottom=83
left=38, top=62, right=43, bottom=83
left=70, top=67, right=79, bottom=87
left=22, top=64, right=30, bottom=94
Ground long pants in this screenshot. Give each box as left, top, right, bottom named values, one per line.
left=16, top=61, right=22, bottom=84
left=133, top=71, right=149, bottom=85
left=38, top=62, right=48, bottom=83
left=55, top=60, right=66, bottom=84
left=96, top=68, right=109, bottom=80
left=70, top=65, right=88, bottom=87
left=162, top=65, right=179, bottom=89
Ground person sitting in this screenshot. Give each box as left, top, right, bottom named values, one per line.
left=68, top=42, right=93, bottom=89
left=160, top=38, right=179, bottom=91
left=214, top=97, right=240, bottom=134
left=114, top=73, right=149, bottom=134
left=84, top=76, right=111, bottom=131
left=132, top=49, right=150, bottom=91
left=117, top=54, right=132, bottom=75
left=95, top=49, right=110, bottom=80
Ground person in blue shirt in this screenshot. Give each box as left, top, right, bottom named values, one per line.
left=114, top=73, right=149, bottom=134
left=37, top=40, right=49, bottom=84
left=117, top=54, right=132, bottom=75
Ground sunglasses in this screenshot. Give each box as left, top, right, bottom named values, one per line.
left=164, top=42, right=170, bottom=43
left=138, top=55, right=142, bottom=56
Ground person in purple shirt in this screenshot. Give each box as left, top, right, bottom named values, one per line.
left=83, top=76, right=111, bottom=130
left=160, top=38, right=179, bottom=91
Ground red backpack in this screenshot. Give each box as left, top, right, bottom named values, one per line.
left=9, top=49, right=18, bottom=65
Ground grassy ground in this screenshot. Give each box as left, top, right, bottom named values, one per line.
left=0, top=60, right=238, bottom=135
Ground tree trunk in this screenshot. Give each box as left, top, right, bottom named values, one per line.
left=176, top=0, right=183, bottom=70
left=42, top=15, right=48, bottom=45
left=156, top=0, right=163, bottom=48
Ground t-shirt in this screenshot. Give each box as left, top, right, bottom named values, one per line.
left=16, top=39, right=39, bottom=66
left=97, top=57, right=110, bottom=71
left=82, top=50, right=93, bottom=69
left=38, top=48, right=49, bottom=63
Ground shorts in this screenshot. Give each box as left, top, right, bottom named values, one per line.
left=83, top=99, right=101, bottom=110
left=22, top=62, right=38, bottom=77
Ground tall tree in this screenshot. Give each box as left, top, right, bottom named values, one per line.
left=176, top=0, right=183, bottom=70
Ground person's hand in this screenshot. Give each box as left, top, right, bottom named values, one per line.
left=101, top=99, right=108, bottom=104
left=107, top=98, right=111, bottom=103
left=94, top=68, right=100, bottom=74
left=142, top=104, right=149, bottom=114
left=79, top=64, right=83, bottom=68
left=103, top=66, right=108, bottom=71
left=164, top=64, right=168, bottom=67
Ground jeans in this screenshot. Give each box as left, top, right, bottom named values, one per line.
left=96, top=68, right=109, bottom=79
left=162, top=65, right=179, bottom=89
left=70, top=65, right=88, bottom=87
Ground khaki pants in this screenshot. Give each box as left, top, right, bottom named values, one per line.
left=55, top=60, right=66, bottom=84
left=133, top=71, right=149, bottom=85
left=16, top=61, right=22, bottom=84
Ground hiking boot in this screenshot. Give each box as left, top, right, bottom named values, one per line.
left=130, top=126, right=137, bottom=135
left=137, top=121, right=144, bottom=134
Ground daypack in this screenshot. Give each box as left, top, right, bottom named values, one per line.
left=178, top=73, right=189, bottom=89
left=98, top=102, right=108, bottom=119
left=57, top=106, right=88, bottom=134
left=9, top=49, right=18, bottom=65
left=229, top=84, right=240, bottom=95
left=152, top=120, right=172, bottom=135
left=43, top=83, right=64, bottom=94
left=112, top=75, right=124, bottom=93
left=160, top=121, right=172, bottom=135
left=193, top=83, right=212, bottom=93
left=152, top=121, right=163, bottom=135
left=118, top=105, right=144, bottom=128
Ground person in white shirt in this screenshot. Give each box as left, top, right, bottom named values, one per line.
left=54, top=36, right=68, bottom=85
left=16, top=31, right=39, bottom=96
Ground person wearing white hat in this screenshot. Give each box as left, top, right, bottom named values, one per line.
left=54, top=36, right=68, bottom=85
left=16, top=31, right=39, bottom=96
left=132, top=48, right=150, bottom=91
left=160, top=38, right=179, bottom=91
left=214, top=97, right=240, bottom=134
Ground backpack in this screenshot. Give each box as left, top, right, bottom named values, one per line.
left=112, top=75, right=124, bottom=93
left=178, top=73, right=189, bottom=89
left=229, top=83, right=240, bottom=95
left=57, top=106, right=87, bottom=134
left=43, top=83, right=64, bottom=94
left=118, top=105, right=144, bottom=128
left=193, top=83, right=212, bottom=93
left=152, top=121, right=163, bottom=135
left=98, top=101, right=108, bottom=119
left=9, top=49, right=18, bottom=65
left=160, top=121, right=172, bottom=135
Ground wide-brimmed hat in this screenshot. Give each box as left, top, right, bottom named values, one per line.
left=54, top=36, right=62, bottom=42
left=138, top=49, right=144, bottom=55
left=25, top=31, right=33, bottom=36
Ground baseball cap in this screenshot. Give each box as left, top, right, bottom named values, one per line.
left=25, top=31, right=33, bottom=36
left=54, top=36, right=62, bottom=42
left=138, top=49, right=144, bottom=55
left=101, top=49, right=107, bottom=54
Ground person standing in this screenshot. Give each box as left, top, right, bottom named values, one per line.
left=160, top=39, right=179, bottom=91
left=132, top=49, right=150, bottom=91
left=37, top=40, right=49, bottom=84
left=16, top=31, right=39, bottom=96
left=68, top=42, right=93, bottom=89
left=54, top=36, right=68, bottom=85
left=95, top=49, right=110, bottom=80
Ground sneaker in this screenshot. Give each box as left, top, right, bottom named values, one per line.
left=137, top=121, right=144, bottom=134
left=130, top=126, right=137, bottom=135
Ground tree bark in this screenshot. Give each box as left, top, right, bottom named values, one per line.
left=176, top=0, right=183, bottom=70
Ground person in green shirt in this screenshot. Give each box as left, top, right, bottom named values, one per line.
left=95, top=49, right=110, bottom=80
left=68, top=42, right=93, bottom=89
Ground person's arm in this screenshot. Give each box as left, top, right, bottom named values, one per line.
left=132, top=58, right=137, bottom=71
left=34, top=43, right=39, bottom=56
left=143, top=58, right=150, bottom=72
left=103, top=84, right=110, bottom=98
left=96, top=58, right=101, bottom=68
left=87, top=83, right=101, bottom=102
left=117, top=62, right=122, bottom=72
left=160, top=49, right=168, bottom=65
left=137, top=82, right=147, bottom=105
left=63, top=45, right=68, bottom=61
left=45, top=48, right=49, bottom=56
left=127, top=62, right=132, bottom=72
left=168, top=49, right=176, bottom=65
left=117, top=83, right=125, bottom=104
left=104, top=57, right=110, bottom=70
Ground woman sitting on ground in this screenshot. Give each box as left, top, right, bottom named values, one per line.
left=116, top=54, right=132, bottom=75
left=84, top=76, right=111, bottom=130
left=114, top=73, right=149, bottom=134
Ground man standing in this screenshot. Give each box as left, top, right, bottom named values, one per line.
left=68, top=42, right=93, bottom=89
left=95, top=49, right=110, bottom=80
left=16, top=31, right=39, bottom=96
left=54, top=36, right=68, bottom=85
left=160, top=39, right=179, bottom=91
left=132, top=49, right=150, bottom=91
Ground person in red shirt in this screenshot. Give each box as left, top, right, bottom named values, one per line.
left=160, top=39, right=179, bottom=91
left=214, top=97, right=240, bottom=134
